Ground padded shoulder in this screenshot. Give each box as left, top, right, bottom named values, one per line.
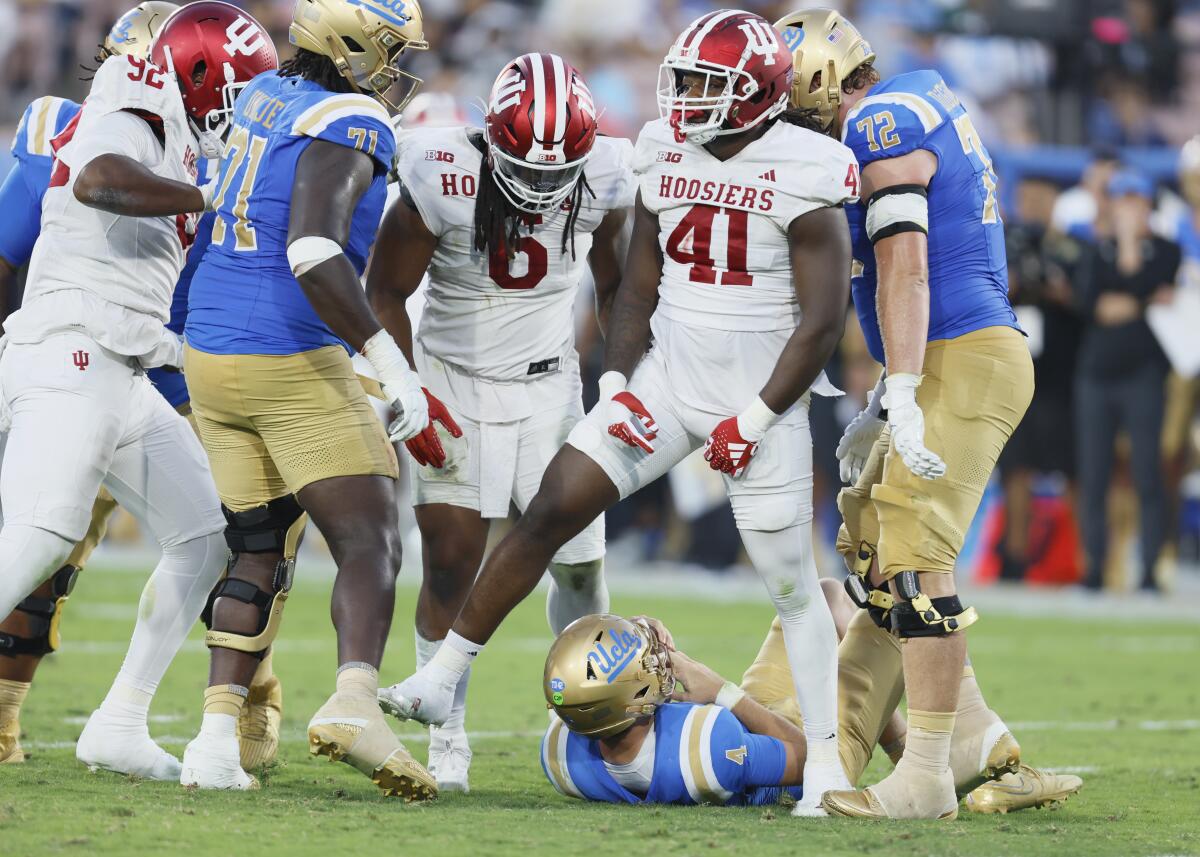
left=842, top=72, right=950, bottom=168
left=586, top=135, right=636, bottom=211
left=290, top=91, right=396, bottom=172
left=12, top=96, right=80, bottom=161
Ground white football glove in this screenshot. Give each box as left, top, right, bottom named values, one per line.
left=597, top=370, right=658, bottom=455
left=835, top=374, right=886, bottom=484
left=881, top=373, right=946, bottom=480
left=361, top=330, right=428, bottom=443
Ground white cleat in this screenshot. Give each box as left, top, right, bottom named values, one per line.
left=428, top=728, right=472, bottom=793
left=377, top=666, right=456, bottom=727
left=792, top=757, right=853, bottom=817
left=180, top=730, right=258, bottom=791
left=75, top=709, right=181, bottom=781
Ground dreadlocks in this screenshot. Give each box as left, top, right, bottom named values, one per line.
left=279, top=48, right=353, bottom=94
left=469, top=130, right=596, bottom=263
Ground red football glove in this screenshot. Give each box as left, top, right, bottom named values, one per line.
left=704, top=415, right=759, bottom=477
left=607, top=391, right=659, bottom=454
left=405, top=388, right=463, bottom=469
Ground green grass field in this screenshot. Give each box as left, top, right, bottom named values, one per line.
left=1, top=564, right=1198, bottom=857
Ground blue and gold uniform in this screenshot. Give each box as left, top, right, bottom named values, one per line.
left=834, top=70, right=1034, bottom=579
left=841, top=70, right=1019, bottom=365
left=541, top=703, right=802, bottom=806
left=183, top=72, right=399, bottom=509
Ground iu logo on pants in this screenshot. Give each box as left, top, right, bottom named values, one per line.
left=72, top=350, right=89, bottom=371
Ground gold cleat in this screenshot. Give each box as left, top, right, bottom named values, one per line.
left=965, top=764, right=1083, bottom=814
left=0, top=719, right=24, bottom=764
left=822, top=787, right=959, bottom=820
left=307, top=697, right=438, bottom=802
left=238, top=675, right=283, bottom=770
left=951, top=721, right=1022, bottom=797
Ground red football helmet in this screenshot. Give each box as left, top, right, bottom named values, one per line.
left=658, top=10, right=793, bottom=145
left=150, top=1, right=277, bottom=157
left=485, top=53, right=598, bottom=215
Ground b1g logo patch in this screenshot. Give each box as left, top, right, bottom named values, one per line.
left=657, top=151, right=683, bottom=163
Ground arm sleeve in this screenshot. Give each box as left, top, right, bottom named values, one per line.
left=58, top=110, right=154, bottom=172
left=0, top=161, right=46, bottom=267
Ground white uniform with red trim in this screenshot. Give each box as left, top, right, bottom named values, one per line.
left=393, top=126, right=634, bottom=561
left=0, top=53, right=223, bottom=547
left=567, top=118, right=858, bottom=528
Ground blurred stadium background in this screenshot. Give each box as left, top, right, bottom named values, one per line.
left=5, top=0, right=1200, bottom=602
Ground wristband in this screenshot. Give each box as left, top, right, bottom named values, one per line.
left=715, top=680, right=746, bottom=710
left=736, top=396, right=780, bottom=442
left=598, top=370, right=628, bottom=401
left=361, top=329, right=408, bottom=383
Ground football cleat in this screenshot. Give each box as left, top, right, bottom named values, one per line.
left=0, top=714, right=24, bottom=764
left=377, top=666, right=457, bottom=727
left=309, top=692, right=437, bottom=801
left=822, top=767, right=958, bottom=820
left=428, top=728, right=472, bottom=793
left=76, top=708, right=181, bottom=781
left=181, top=728, right=258, bottom=790
left=950, top=716, right=1021, bottom=797
left=237, top=674, right=282, bottom=770
left=965, top=765, right=1083, bottom=814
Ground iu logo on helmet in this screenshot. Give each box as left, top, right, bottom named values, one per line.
left=739, top=18, right=780, bottom=65
left=224, top=16, right=267, bottom=58
left=72, top=350, right=90, bottom=371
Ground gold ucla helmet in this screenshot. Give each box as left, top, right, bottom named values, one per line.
left=290, top=0, right=429, bottom=113
left=544, top=615, right=675, bottom=739
left=773, top=8, right=875, bottom=136
left=100, top=1, right=179, bottom=61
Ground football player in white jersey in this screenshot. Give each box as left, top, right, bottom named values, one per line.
left=380, top=11, right=858, bottom=814
left=367, top=53, right=632, bottom=792
left=0, top=2, right=275, bottom=779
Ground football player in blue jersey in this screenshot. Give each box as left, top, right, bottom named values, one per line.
left=776, top=10, right=1036, bottom=819
left=178, top=0, right=437, bottom=798
left=0, top=1, right=178, bottom=767
left=542, top=614, right=808, bottom=807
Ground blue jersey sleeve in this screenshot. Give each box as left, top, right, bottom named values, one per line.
left=709, top=708, right=791, bottom=794
left=843, top=99, right=939, bottom=169
left=291, top=93, right=396, bottom=174
left=0, top=159, right=46, bottom=267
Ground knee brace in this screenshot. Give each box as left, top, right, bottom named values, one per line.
left=0, top=564, right=79, bottom=657
left=888, top=571, right=978, bottom=638
left=841, top=541, right=894, bottom=630
left=202, top=495, right=307, bottom=658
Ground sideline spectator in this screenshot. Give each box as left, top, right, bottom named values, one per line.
left=1074, top=170, right=1180, bottom=592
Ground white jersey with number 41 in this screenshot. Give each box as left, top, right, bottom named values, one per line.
left=634, top=118, right=859, bottom=334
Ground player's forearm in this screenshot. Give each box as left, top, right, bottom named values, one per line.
left=74, top=154, right=203, bottom=217
left=875, top=232, right=931, bottom=376
left=729, top=695, right=807, bottom=749
left=297, top=257, right=389, bottom=354
left=601, top=283, right=656, bottom=377
left=370, top=290, right=417, bottom=368
left=758, top=310, right=846, bottom=414
left=594, top=282, right=619, bottom=339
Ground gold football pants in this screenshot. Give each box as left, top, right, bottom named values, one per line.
left=741, top=611, right=903, bottom=784
left=836, top=326, right=1034, bottom=578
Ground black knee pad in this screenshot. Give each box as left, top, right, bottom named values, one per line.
left=203, top=496, right=307, bottom=657
left=0, top=565, right=80, bottom=657
left=222, top=494, right=306, bottom=556
left=890, top=594, right=978, bottom=638
left=842, top=542, right=894, bottom=630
